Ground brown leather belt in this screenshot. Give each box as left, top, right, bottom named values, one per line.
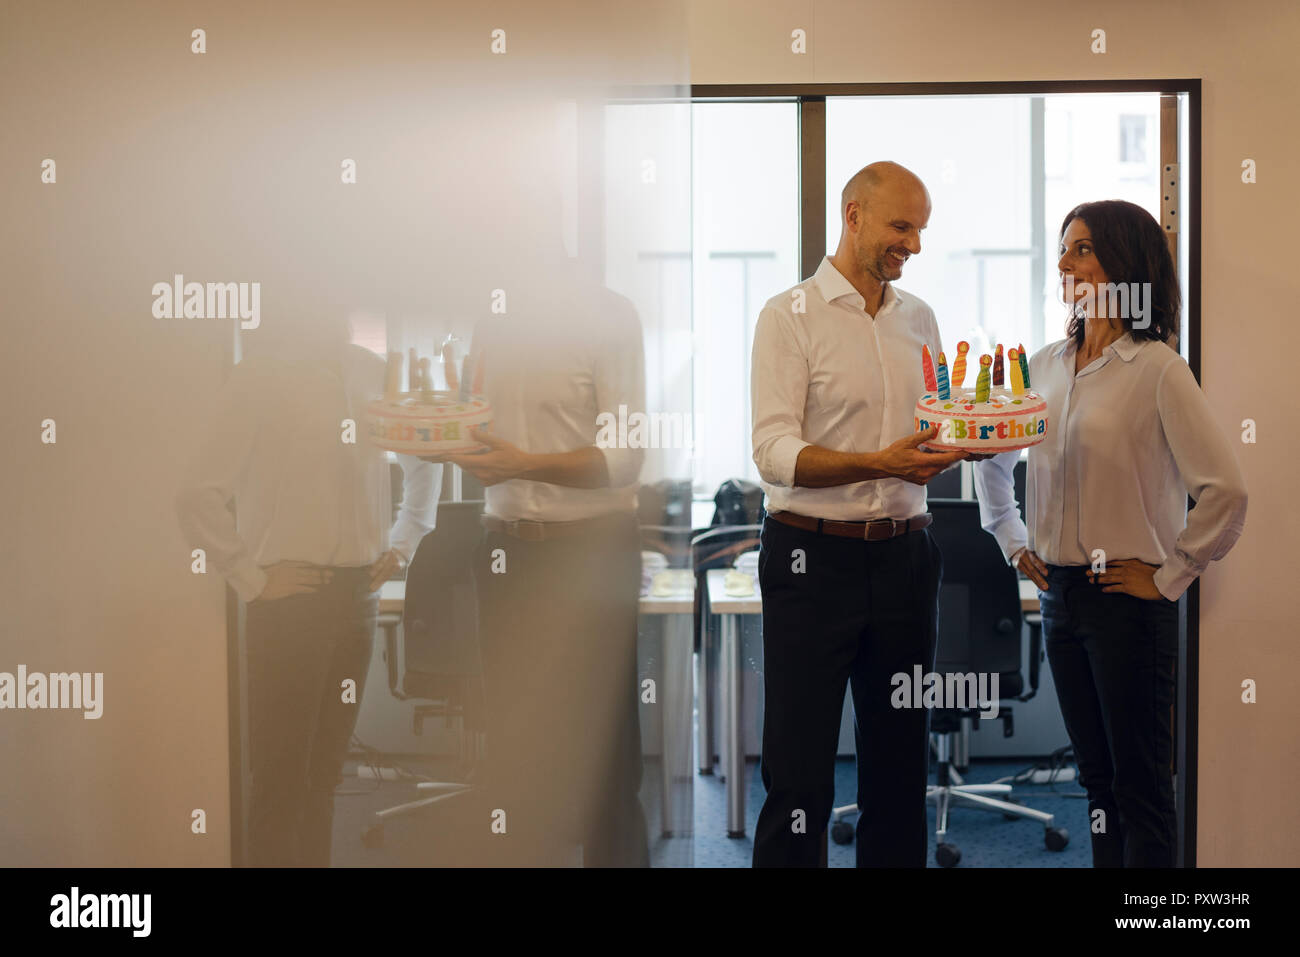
left=481, top=511, right=629, bottom=542
left=767, top=509, right=932, bottom=541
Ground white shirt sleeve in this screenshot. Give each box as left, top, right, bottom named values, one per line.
left=174, top=362, right=268, bottom=603
left=593, top=302, right=647, bottom=489
left=1151, top=359, right=1249, bottom=600
left=390, top=454, right=442, bottom=562
left=973, top=449, right=1030, bottom=565
left=751, top=303, right=811, bottom=487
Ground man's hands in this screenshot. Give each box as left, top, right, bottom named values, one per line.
left=876, top=425, right=968, bottom=485
left=253, top=561, right=333, bottom=602
left=443, top=429, right=533, bottom=486
left=1089, top=558, right=1165, bottom=600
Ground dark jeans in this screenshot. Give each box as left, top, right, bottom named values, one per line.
left=753, top=517, right=942, bottom=868
left=1039, top=564, right=1179, bottom=868
left=473, top=512, right=649, bottom=867
left=244, top=566, right=377, bottom=867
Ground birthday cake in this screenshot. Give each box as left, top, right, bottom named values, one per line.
left=365, top=347, right=493, bottom=455
left=914, top=342, right=1047, bottom=452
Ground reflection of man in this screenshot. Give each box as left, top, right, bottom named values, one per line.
left=750, top=162, right=965, bottom=867
left=442, top=260, right=650, bottom=867
left=176, top=318, right=440, bottom=867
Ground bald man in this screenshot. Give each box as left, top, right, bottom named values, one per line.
left=750, top=161, right=966, bottom=867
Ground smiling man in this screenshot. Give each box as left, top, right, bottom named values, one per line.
left=750, top=161, right=967, bottom=867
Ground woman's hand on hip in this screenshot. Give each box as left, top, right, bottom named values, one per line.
left=1016, top=549, right=1050, bottom=591
left=1089, top=558, right=1165, bottom=600
left=367, top=549, right=405, bottom=593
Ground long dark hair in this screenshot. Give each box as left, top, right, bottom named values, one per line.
left=1060, top=200, right=1180, bottom=347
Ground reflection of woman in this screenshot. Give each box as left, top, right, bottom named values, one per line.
left=177, top=317, right=440, bottom=867
left=975, top=200, right=1247, bottom=868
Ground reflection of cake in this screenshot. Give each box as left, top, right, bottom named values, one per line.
left=365, top=348, right=493, bottom=455
left=367, top=391, right=493, bottom=454
left=913, top=341, right=1048, bottom=452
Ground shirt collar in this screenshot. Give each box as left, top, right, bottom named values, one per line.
left=813, top=255, right=899, bottom=314
left=1053, top=330, right=1142, bottom=362
left=1109, top=332, right=1143, bottom=361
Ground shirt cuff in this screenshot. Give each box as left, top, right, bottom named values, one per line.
left=229, top=557, right=268, bottom=604
left=765, top=435, right=812, bottom=488
left=993, top=524, right=1029, bottom=566
left=389, top=520, right=428, bottom=564
left=1153, top=556, right=1198, bottom=602
left=598, top=445, right=643, bottom=490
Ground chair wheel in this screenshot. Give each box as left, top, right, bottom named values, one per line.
left=936, top=842, right=961, bottom=868
left=1045, top=827, right=1069, bottom=851
left=830, top=820, right=855, bottom=845
left=361, top=822, right=385, bottom=848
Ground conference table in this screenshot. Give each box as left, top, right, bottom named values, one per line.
left=376, top=578, right=697, bottom=840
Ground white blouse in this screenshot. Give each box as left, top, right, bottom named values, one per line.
left=175, top=346, right=442, bottom=602
left=973, top=333, right=1247, bottom=601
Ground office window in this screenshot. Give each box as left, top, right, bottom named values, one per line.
left=1119, top=113, right=1149, bottom=164
left=827, top=96, right=1035, bottom=357
left=690, top=101, right=799, bottom=494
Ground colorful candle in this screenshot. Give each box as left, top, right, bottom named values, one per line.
left=936, top=351, right=950, bottom=399
left=383, top=352, right=402, bottom=400
left=441, top=342, right=459, bottom=394
left=975, top=354, right=992, bottom=403
left=1017, top=343, right=1031, bottom=388
left=418, top=357, right=433, bottom=394
left=457, top=349, right=471, bottom=401
left=921, top=344, right=938, bottom=392
left=1008, top=347, right=1025, bottom=395
left=408, top=348, right=420, bottom=391
left=951, top=341, right=970, bottom=388
left=470, top=348, right=485, bottom=396
left=992, top=343, right=1005, bottom=386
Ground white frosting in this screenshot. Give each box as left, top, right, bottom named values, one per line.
left=366, top=391, right=493, bottom=453
left=914, top=388, right=1047, bottom=451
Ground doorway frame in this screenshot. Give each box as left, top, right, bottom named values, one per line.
left=690, top=78, right=1203, bottom=866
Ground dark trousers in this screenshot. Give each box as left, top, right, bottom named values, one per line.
left=244, top=566, right=377, bottom=867
left=473, top=512, right=649, bottom=867
left=753, top=517, right=942, bottom=868
left=1040, top=564, right=1179, bottom=868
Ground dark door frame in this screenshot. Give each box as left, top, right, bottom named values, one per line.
left=690, top=79, right=1202, bottom=867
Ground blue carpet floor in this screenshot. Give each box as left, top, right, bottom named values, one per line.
left=691, top=757, right=1092, bottom=868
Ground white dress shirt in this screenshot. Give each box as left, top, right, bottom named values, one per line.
left=176, top=345, right=442, bottom=603
left=751, top=255, right=943, bottom=521
left=469, top=273, right=646, bottom=522
left=973, top=333, right=1248, bottom=601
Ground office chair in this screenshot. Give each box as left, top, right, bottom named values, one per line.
left=361, top=500, right=486, bottom=848
left=691, top=478, right=766, bottom=777
left=692, top=525, right=762, bottom=782
left=828, top=498, right=1067, bottom=866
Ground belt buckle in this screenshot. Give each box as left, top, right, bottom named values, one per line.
left=864, top=518, right=903, bottom=540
